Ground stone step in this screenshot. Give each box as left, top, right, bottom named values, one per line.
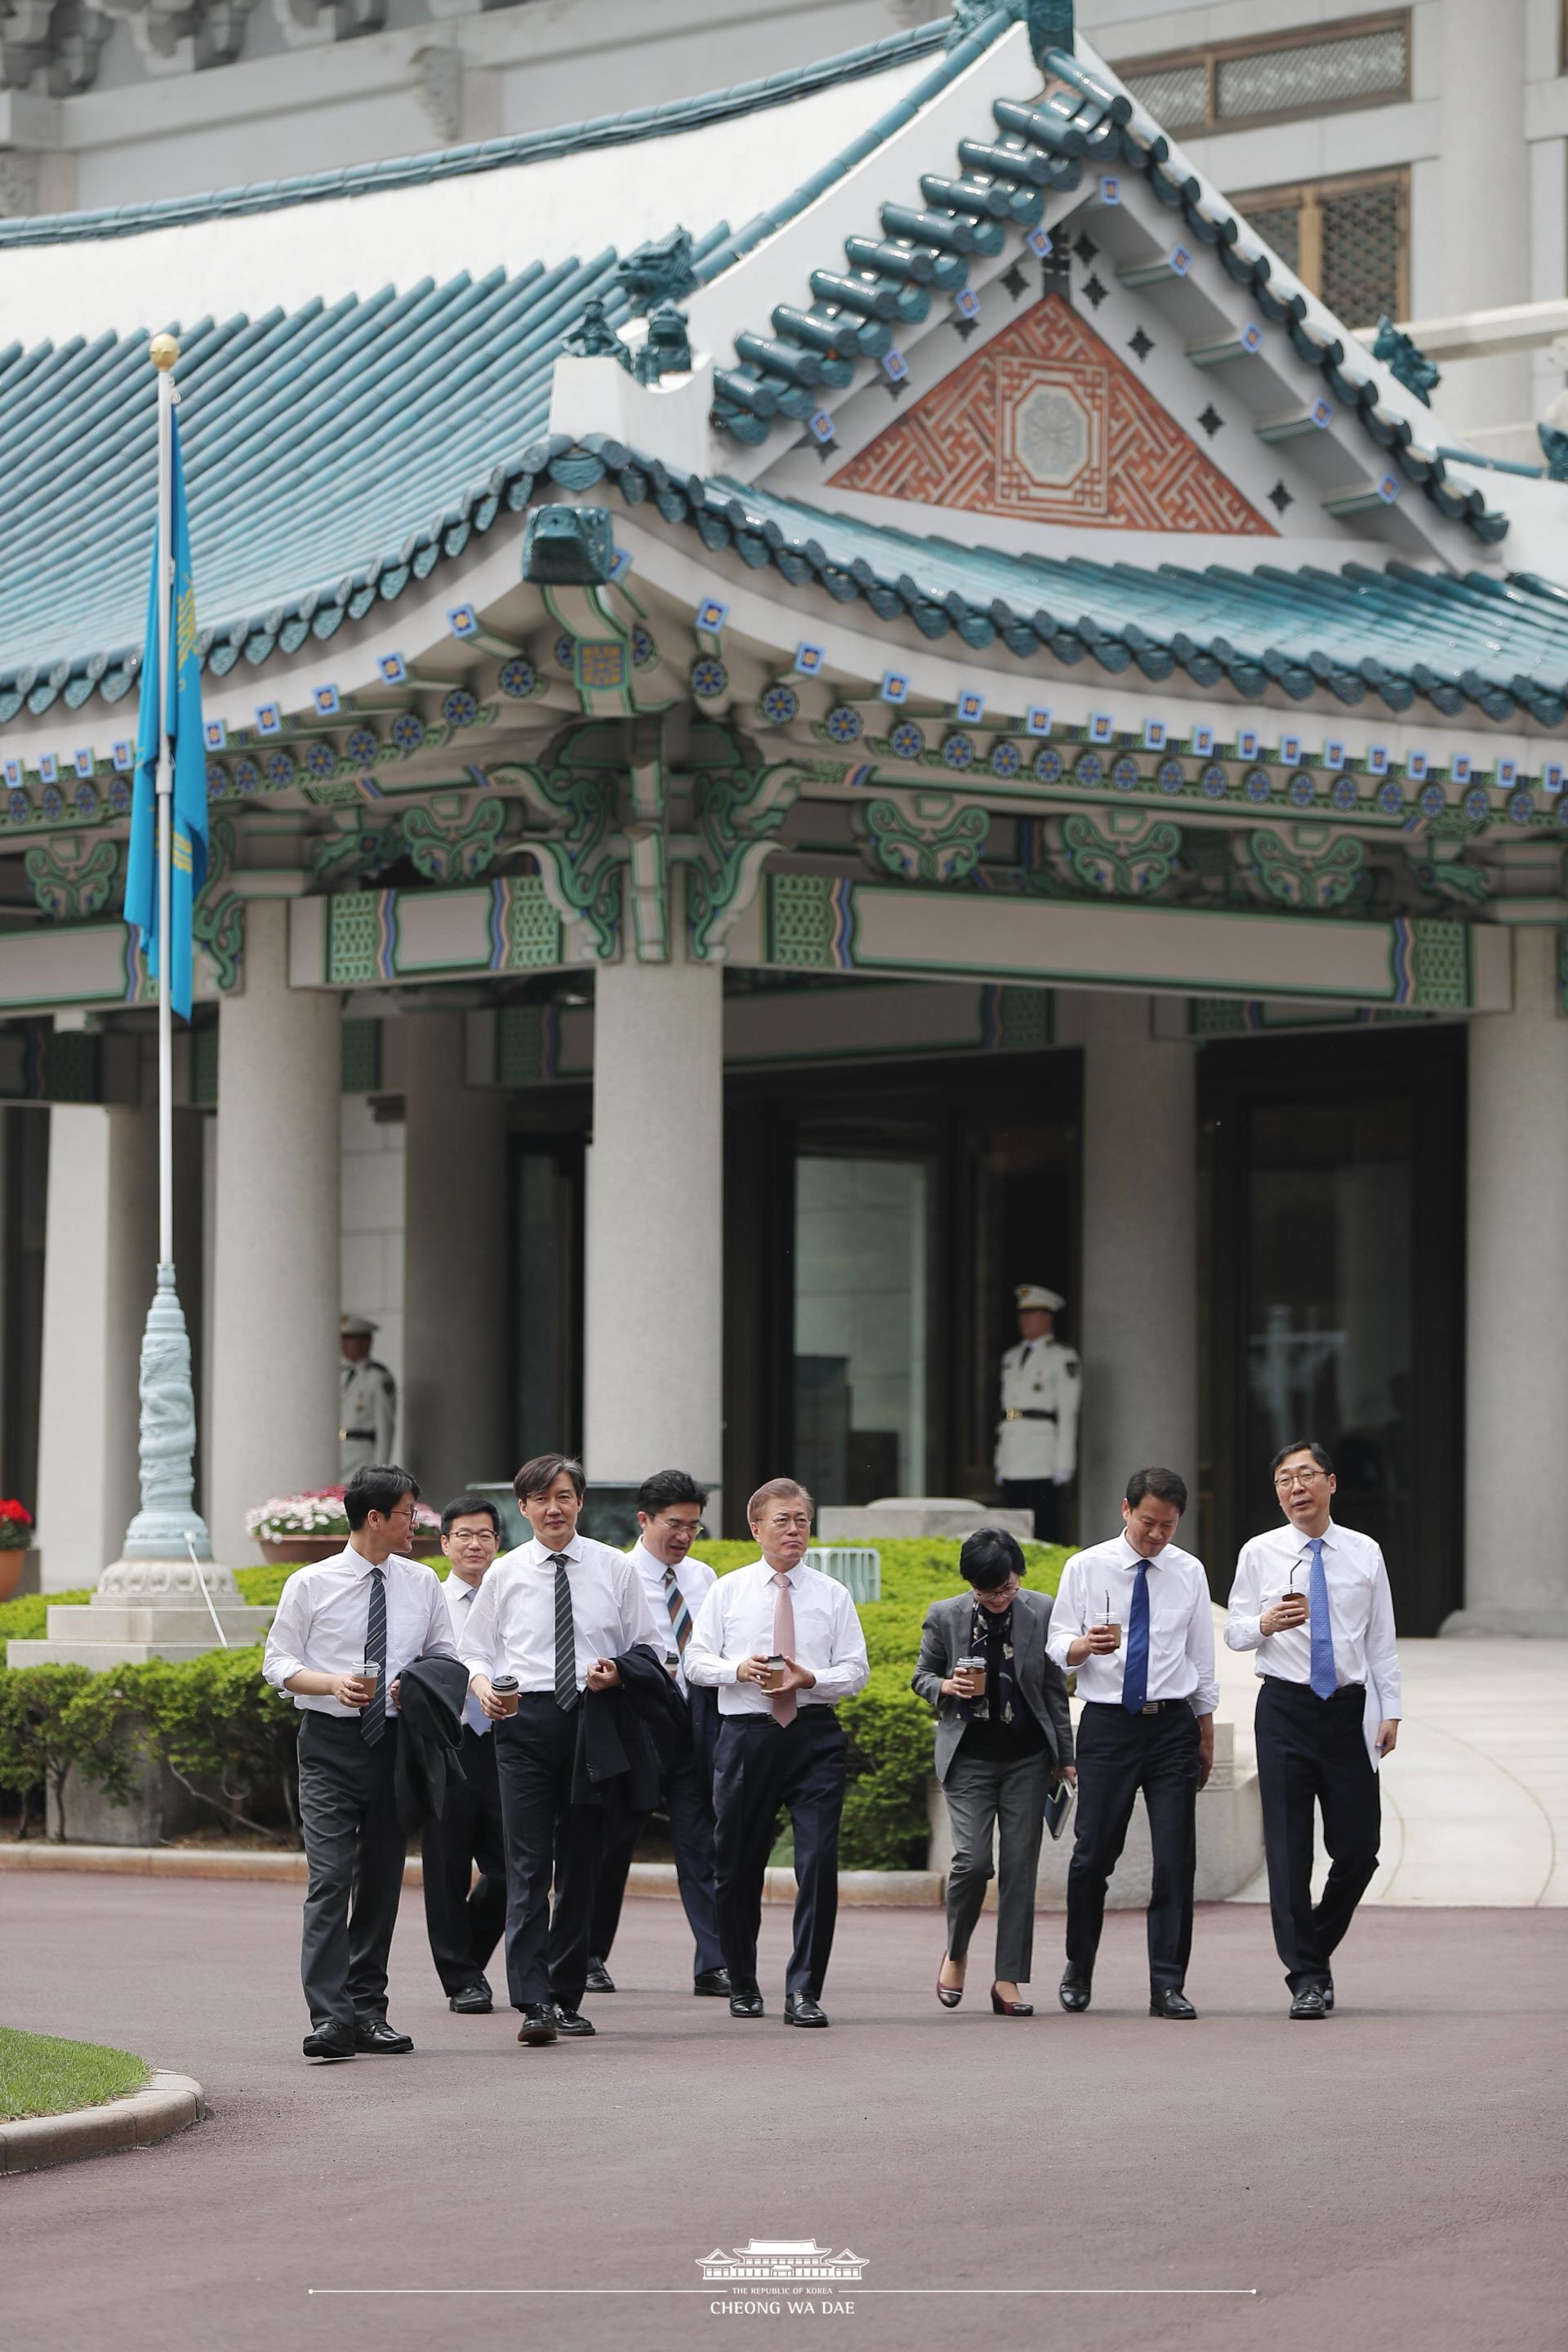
left=38, top=1602, right=272, bottom=1645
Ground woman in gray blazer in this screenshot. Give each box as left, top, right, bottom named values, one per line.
left=912, top=1528, right=1075, bottom=2015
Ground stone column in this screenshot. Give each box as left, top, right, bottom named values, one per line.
left=1078, top=992, right=1199, bottom=1545
left=208, top=898, right=341, bottom=1563
left=584, top=949, right=724, bottom=1511
left=1428, top=0, right=1530, bottom=434
left=1452, top=927, right=1568, bottom=1633
left=402, top=1009, right=510, bottom=1503
left=33, top=1070, right=158, bottom=1591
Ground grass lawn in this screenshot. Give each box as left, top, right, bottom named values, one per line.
left=0, top=2026, right=150, bottom=2122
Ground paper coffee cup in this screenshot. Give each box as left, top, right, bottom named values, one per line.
left=491, top=1674, right=519, bottom=1717
left=762, top=1653, right=787, bottom=1692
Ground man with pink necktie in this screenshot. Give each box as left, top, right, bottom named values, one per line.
left=684, top=1477, right=869, bottom=2027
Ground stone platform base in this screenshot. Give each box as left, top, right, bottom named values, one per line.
left=6, top=1553, right=273, bottom=1668
left=820, top=1498, right=1035, bottom=1542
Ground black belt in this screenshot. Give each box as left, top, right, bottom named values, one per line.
left=341, top=1428, right=376, bottom=1441
left=1004, top=1409, right=1058, bottom=1422
left=1262, top=1676, right=1365, bottom=1698
left=1084, top=1698, right=1192, bottom=1715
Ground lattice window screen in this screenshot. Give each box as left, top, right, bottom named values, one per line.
left=1321, top=178, right=1404, bottom=327
left=1121, top=61, right=1208, bottom=129
left=1246, top=203, right=1303, bottom=275
left=1216, top=26, right=1406, bottom=120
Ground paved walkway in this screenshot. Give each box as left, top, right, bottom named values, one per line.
left=2, top=1878, right=1562, bottom=2352
left=1212, top=1628, right=1568, bottom=1907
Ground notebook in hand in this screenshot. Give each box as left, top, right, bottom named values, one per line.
left=1044, top=1775, right=1075, bottom=1842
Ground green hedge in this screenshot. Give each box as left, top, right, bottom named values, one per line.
left=0, top=1539, right=1071, bottom=1865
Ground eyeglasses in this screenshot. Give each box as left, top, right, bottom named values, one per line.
left=1273, top=1468, right=1328, bottom=1490
left=658, top=1521, right=706, bottom=1539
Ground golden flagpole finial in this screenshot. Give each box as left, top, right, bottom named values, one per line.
left=149, top=332, right=180, bottom=372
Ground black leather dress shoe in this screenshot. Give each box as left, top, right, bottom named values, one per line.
left=783, top=1993, right=829, bottom=2027
left=517, top=2003, right=558, bottom=2045
left=302, top=2022, right=355, bottom=2062
left=584, top=1957, right=616, bottom=1993
left=728, top=1982, right=765, bottom=2019
left=1150, top=1987, right=1197, bottom=2020
left=551, top=2005, right=597, bottom=2038
left=354, top=2017, right=414, bottom=2054
left=1290, top=1985, right=1329, bottom=2020
left=1323, top=1978, right=1335, bottom=2012
left=693, top=1968, right=733, bottom=1997
left=1058, top=1970, right=1092, bottom=2013
left=448, top=1983, right=492, bottom=2015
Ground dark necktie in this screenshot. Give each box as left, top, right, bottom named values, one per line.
left=1121, top=1561, right=1151, bottom=1713
left=361, top=1566, right=387, bottom=1745
left=554, top=1552, right=578, bottom=1713
left=662, top=1566, right=693, bottom=1658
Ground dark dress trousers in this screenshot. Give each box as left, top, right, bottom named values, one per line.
left=1066, top=1703, right=1200, bottom=1993
left=492, top=1646, right=668, bottom=2013
left=1000, top=1479, right=1062, bottom=1544
left=590, top=1683, right=725, bottom=1976
left=713, top=1708, right=848, bottom=2001
left=914, top=1588, right=1073, bottom=1984
left=1255, top=1677, right=1381, bottom=1991
left=422, top=1722, right=508, bottom=1994
left=296, top=1713, right=408, bottom=2033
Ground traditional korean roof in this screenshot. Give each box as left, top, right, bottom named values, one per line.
left=0, top=3, right=1552, bottom=735
left=700, top=37, right=1508, bottom=546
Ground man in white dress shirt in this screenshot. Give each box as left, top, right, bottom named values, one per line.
left=686, top=1477, right=870, bottom=2027
left=587, top=1469, right=729, bottom=1998
left=421, top=1494, right=508, bottom=2016
left=1227, top=1437, right=1401, bottom=2020
left=461, top=1453, right=665, bottom=2047
left=263, top=1463, right=455, bottom=2062
left=1047, top=1468, right=1218, bottom=2020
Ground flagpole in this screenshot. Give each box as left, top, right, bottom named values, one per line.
left=107, top=329, right=225, bottom=1589
left=153, top=334, right=176, bottom=1270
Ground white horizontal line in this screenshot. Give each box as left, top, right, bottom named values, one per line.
left=308, top=2287, right=1259, bottom=2298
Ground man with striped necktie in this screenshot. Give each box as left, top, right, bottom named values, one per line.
left=263, top=1464, right=455, bottom=2062
left=461, top=1454, right=665, bottom=2045
left=586, top=1470, right=729, bottom=1998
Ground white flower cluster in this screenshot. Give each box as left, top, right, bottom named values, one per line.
left=243, top=1494, right=350, bottom=1539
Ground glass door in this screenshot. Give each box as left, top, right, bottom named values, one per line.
left=792, top=1153, right=932, bottom=1508
left=1202, top=1027, right=1465, bottom=1633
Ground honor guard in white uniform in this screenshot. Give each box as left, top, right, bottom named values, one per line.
left=339, top=1314, right=396, bottom=1480
left=994, top=1283, right=1080, bottom=1542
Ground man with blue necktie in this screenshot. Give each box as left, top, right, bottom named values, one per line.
left=1227, top=1440, right=1401, bottom=2020
left=1048, top=1468, right=1218, bottom=2020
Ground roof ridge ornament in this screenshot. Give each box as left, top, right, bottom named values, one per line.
left=946, top=1, right=1073, bottom=69
left=1372, top=315, right=1441, bottom=408
left=616, top=227, right=700, bottom=316
left=564, top=296, right=631, bottom=369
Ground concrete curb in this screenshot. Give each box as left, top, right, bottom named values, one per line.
left=0, top=2070, right=205, bottom=2176
left=0, top=1842, right=942, bottom=1906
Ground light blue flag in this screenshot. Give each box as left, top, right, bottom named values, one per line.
left=124, top=408, right=207, bottom=1021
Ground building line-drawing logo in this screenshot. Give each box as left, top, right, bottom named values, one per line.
left=698, top=2241, right=867, bottom=2283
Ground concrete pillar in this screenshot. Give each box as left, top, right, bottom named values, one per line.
left=1429, top=0, right=1530, bottom=432
left=1452, top=928, right=1568, bottom=1633
left=1078, top=993, right=1199, bottom=1547
left=33, top=1085, right=158, bottom=1590
left=402, top=1009, right=510, bottom=1504
left=209, top=899, right=341, bottom=1563
left=584, top=951, right=723, bottom=1509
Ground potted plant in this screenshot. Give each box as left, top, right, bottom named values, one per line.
left=245, top=1488, right=443, bottom=1564
left=0, top=1496, right=36, bottom=1601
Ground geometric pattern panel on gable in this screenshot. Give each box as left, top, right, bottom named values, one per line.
left=834, top=295, right=1274, bottom=536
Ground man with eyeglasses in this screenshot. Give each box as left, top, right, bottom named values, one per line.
left=586, top=1469, right=730, bottom=1999
left=1227, top=1439, right=1401, bottom=2020
left=421, top=1494, right=509, bottom=2015
left=686, top=1477, right=869, bottom=2027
